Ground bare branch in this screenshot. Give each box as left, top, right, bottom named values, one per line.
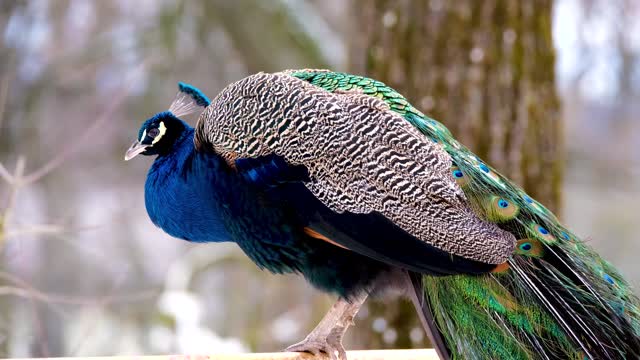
left=0, top=72, right=9, bottom=135
left=1, top=156, right=26, bottom=250
left=0, top=271, right=158, bottom=306
left=21, top=61, right=149, bottom=185
left=3, top=224, right=66, bottom=239
left=0, top=161, right=12, bottom=184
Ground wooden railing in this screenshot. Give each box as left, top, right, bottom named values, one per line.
left=9, top=349, right=439, bottom=360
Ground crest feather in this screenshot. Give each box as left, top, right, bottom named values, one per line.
left=169, top=82, right=210, bottom=118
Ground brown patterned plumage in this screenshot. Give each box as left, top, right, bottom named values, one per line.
left=195, top=72, right=515, bottom=264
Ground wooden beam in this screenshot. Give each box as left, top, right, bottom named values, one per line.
left=8, top=349, right=439, bottom=360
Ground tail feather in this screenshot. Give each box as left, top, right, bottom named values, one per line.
left=286, top=70, right=640, bottom=360
left=509, top=259, right=606, bottom=358
left=420, top=243, right=640, bottom=359
left=402, top=89, right=640, bottom=359
left=406, top=271, right=451, bottom=360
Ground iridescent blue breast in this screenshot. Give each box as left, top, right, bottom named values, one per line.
left=145, top=133, right=230, bottom=243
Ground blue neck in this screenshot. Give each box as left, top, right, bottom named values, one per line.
left=145, top=128, right=231, bottom=243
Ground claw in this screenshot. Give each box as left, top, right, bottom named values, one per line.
left=285, top=335, right=347, bottom=360
left=286, top=293, right=367, bottom=360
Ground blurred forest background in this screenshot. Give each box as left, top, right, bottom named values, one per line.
left=0, top=0, right=638, bottom=357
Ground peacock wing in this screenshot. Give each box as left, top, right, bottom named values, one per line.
left=194, top=72, right=515, bottom=273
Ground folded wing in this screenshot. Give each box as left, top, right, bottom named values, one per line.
left=195, top=72, right=515, bottom=266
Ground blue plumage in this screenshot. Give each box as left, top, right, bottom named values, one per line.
left=127, top=87, right=394, bottom=295
left=235, top=154, right=310, bottom=187
left=144, top=121, right=230, bottom=243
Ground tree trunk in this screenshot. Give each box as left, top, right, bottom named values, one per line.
left=349, top=0, right=562, bottom=350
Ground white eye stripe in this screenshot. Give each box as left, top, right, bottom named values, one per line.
left=151, top=121, right=167, bottom=145
left=139, top=129, right=147, bottom=142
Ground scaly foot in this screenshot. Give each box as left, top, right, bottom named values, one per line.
left=285, top=292, right=368, bottom=360
left=285, top=328, right=347, bottom=360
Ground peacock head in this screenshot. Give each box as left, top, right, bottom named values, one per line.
left=124, top=111, right=188, bottom=160
left=125, top=82, right=210, bottom=161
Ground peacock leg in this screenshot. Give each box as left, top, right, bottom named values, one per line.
left=285, top=291, right=368, bottom=360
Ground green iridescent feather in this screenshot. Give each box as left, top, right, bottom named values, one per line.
left=290, top=69, right=640, bottom=359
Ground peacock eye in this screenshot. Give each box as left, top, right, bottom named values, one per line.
left=148, top=128, right=160, bottom=138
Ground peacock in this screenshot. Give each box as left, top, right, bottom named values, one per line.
left=125, top=69, right=640, bottom=360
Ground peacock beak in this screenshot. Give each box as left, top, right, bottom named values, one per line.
left=124, top=141, right=149, bottom=161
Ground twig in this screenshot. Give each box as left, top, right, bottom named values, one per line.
left=20, top=61, right=149, bottom=185
left=0, top=156, right=25, bottom=250
left=0, top=71, right=10, bottom=135
left=0, top=162, right=12, bottom=184
left=2, top=224, right=66, bottom=239
left=0, top=271, right=157, bottom=306
left=20, top=90, right=126, bottom=185
left=0, top=285, right=157, bottom=306
left=1, top=222, right=103, bottom=241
